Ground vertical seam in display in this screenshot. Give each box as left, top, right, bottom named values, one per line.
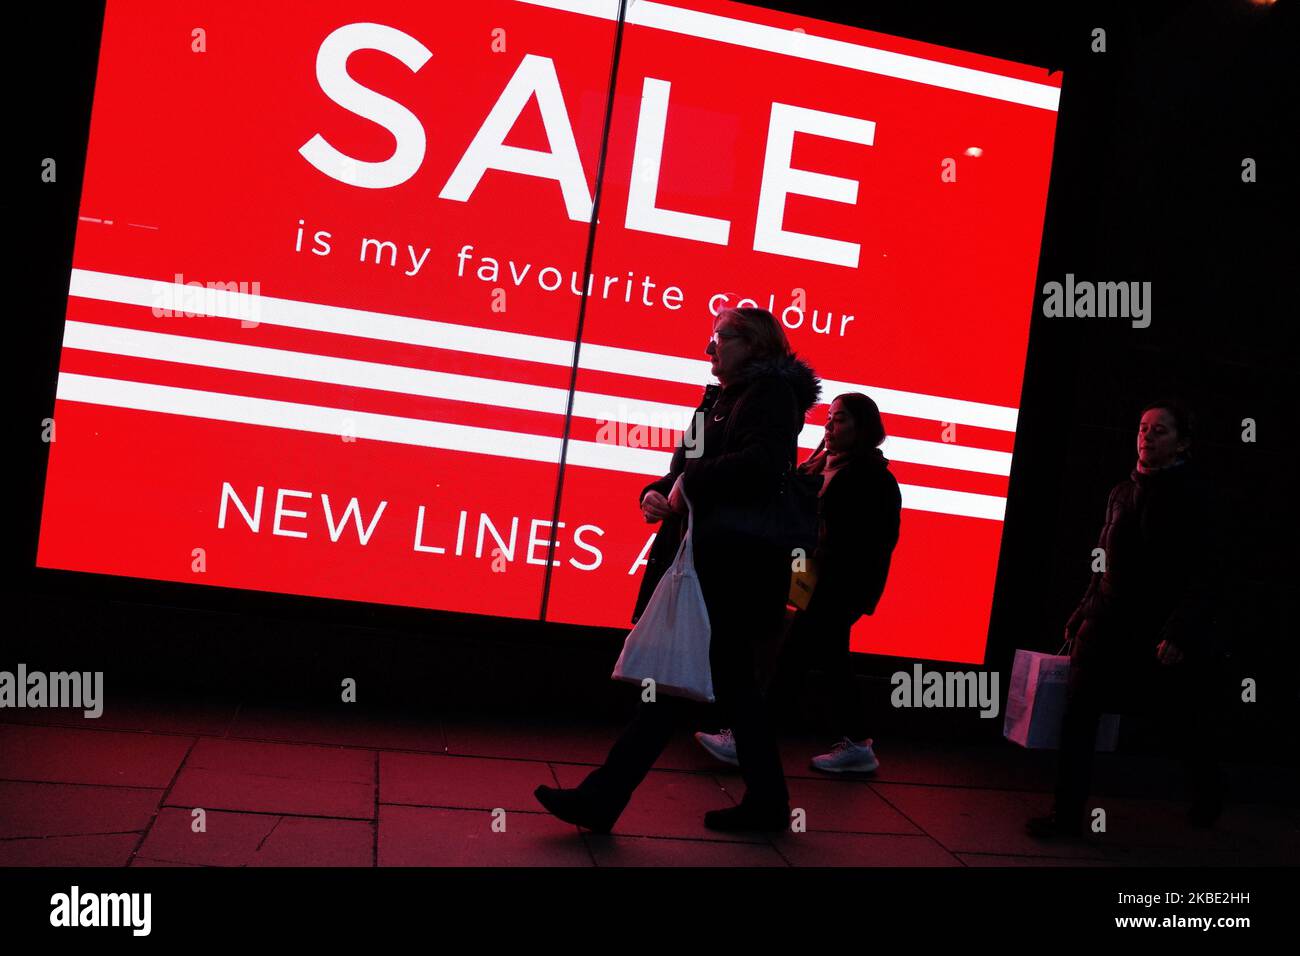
left=538, top=0, right=630, bottom=622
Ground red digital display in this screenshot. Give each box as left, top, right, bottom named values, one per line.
left=38, top=0, right=1061, bottom=663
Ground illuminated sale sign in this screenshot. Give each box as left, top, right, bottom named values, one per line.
left=38, top=0, right=1061, bottom=663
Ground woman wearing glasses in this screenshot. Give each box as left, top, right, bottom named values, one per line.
left=535, top=306, right=821, bottom=832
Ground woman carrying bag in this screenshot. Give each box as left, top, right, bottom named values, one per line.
left=534, top=307, right=821, bottom=833
left=1027, top=398, right=1227, bottom=838
left=696, top=393, right=902, bottom=774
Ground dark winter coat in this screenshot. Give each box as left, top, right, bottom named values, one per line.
left=630, top=352, right=822, bottom=625
left=806, top=447, right=902, bottom=620
left=1067, top=459, right=1222, bottom=662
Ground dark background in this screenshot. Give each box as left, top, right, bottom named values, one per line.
left=7, top=1, right=1294, bottom=756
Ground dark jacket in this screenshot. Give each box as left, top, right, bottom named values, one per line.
left=1067, top=459, right=1221, bottom=661
left=807, top=448, right=902, bottom=620
left=631, top=352, right=822, bottom=624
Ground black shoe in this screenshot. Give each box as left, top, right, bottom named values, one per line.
left=704, top=802, right=790, bottom=833
left=1025, top=811, right=1082, bottom=839
left=534, top=785, right=616, bottom=834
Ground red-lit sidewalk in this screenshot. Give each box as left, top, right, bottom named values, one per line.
left=1, top=698, right=1295, bottom=867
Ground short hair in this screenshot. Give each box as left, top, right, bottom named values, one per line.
left=832, top=392, right=887, bottom=450
left=1141, top=397, right=1196, bottom=457
left=719, top=307, right=790, bottom=363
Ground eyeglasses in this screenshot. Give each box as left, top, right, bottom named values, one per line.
left=708, top=329, right=743, bottom=345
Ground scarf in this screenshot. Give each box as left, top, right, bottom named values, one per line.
left=1135, top=455, right=1187, bottom=476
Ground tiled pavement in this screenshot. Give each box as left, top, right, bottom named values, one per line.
left=1, top=697, right=1295, bottom=867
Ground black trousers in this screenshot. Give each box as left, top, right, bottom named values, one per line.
left=1055, top=625, right=1226, bottom=820
left=578, top=542, right=790, bottom=820
left=769, top=591, right=870, bottom=742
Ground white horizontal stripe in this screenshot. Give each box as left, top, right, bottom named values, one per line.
left=52, top=371, right=686, bottom=474
left=67, top=268, right=579, bottom=365
left=798, top=421, right=1013, bottom=475
left=518, top=0, right=1059, bottom=111
left=55, top=373, right=1004, bottom=519
left=816, top=379, right=1019, bottom=432
left=65, top=321, right=1011, bottom=477
left=900, top=484, right=1006, bottom=521
left=878, top=434, right=1008, bottom=476
left=64, top=320, right=574, bottom=416
left=68, top=269, right=1021, bottom=432
left=879, top=435, right=1010, bottom=477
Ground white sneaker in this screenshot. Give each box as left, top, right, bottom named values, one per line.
left=694, top=729, right=739, bottom=767
left=811, top=737, right=879, bottom=774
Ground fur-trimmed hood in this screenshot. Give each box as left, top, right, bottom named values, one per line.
left=726, top=351, right=823, bottom=415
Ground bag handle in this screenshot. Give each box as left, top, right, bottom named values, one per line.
left=671, top=475, right=695, bottom=565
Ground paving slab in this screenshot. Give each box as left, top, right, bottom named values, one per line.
left=380, top=752, right=555, bottom=811
left=0, top=781, right=161, bottom=839
left=182, top=738, right=375, bottom=781
left=166, top=768, right=374, bottom=819
left=0, top=723, right=192, bottom=788
left=165, top=738, right=375, bottom=818
left=871, top=782, right=1108, bottom=860
left=0, top=833, right=140, bottom=867
left=137, top=806, right=373, bottom=867
left=745, top=774, right=921, bottom=835
left=378, top=805, right=592, bottom=866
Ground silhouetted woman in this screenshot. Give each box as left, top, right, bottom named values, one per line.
left=1028, top=398, right=1226, bottom=838
left=535, top=307, right=821, bottom=832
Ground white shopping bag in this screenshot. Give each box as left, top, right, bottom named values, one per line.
left=612, top=479, right=714, bottom=703
left=1003, top=648, right=1119, bottom=751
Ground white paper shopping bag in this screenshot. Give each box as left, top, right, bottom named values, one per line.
left=1003, top=648, right=1119, bottom=751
